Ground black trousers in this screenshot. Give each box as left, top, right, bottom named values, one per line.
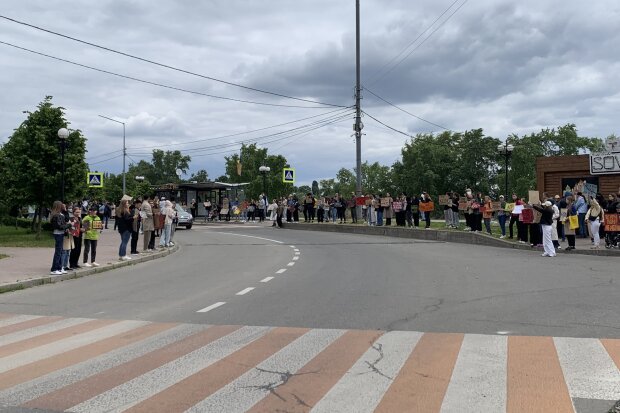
left=130, top=230, right=139, bottom=253
left=317, top=208, right=324, bottom=222
left=529, top=223, right=542, bottom=245
left=148, top=232, right=156, bottom=250
left=412, top=212, right=420, bottom=227
left=83, top=239, right=97, bottom=263
left=567, top=234, right=576, bottom=247
left=350, top=207, right=357, bottom=223
left=69, top=236, right=82, bottom=268
left=517, top=220, right=528, bottom=243
left=286, top=209, right=292, bottom=222
left=509, top=215, right=517, bottom=238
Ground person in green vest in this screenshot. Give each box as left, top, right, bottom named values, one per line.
left=82, top=205, right=102, bottom=267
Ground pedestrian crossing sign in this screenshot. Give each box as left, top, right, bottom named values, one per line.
left=282, top=168, right=295, bottom=184
left=87, top=172, right=104, bottom=188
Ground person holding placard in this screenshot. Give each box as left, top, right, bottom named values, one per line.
left=451, top=192, right=460, bottom=228
left=497, top=195, right=507, bottom=238
left=564, top=196, right=578, bottom=250
left=420, top=192, right=433, bottom=229
left=443, top=192, right=453, bottom=228
left=483, top=195, right=493, bottom=235
left=532, top=201, right=556, bottom=257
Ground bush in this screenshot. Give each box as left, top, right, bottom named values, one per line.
left=0, top=216, right=52, bottom=231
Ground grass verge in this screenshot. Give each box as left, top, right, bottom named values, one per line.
left=0, top=226, right=54, bottom=248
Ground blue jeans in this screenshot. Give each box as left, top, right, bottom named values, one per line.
left=578, top=213, right=587, bottom=237
left=377, top=210, right=384, bottom=226
left=119, top=230, right=131, bottom=257
left=331, top=208, right=337, bottom=222
left=159, top=224, right=172, bottom=246
left=51, top=234, right=64, bottom=271
left=62, top=249, right=70, bottom=269
left=498, top=214, right=507, bottom=236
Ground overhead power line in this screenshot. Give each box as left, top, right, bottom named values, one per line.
left=364, top=87, right=450, bottom=130
left=88, top=153, right=123, bottom=165
left=0, top=40, right=335, bottom=109
left=365, top=0, right=462, bottom=85
left=367, top=0, right=469, bottom=86
left=362, top=111, right=413, bottom=138
left=0, top=15, right=346, bottom=108
left=127, top=106, right=353, bottom=150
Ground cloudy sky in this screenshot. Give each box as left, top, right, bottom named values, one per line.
left=1, top=0, right=619, bottom=185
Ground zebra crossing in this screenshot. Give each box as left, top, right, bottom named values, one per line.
left=0, top=312, right=619, bottom=412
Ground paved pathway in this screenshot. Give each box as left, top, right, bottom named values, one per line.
left=0, top=312, right=617, bottom=413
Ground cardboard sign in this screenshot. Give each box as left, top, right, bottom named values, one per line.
left=365, top=198, right=372, bottom=206
left=528, top=190, right=540, bottom=205
left=355, top=196, right=367, bottom=206
left=438, top=195, right=450, bottom=206
left=380, top=198, right=391, bottom=207
left=504, top=202, right=515, bottom=212
left=392, top=201, right=403, bottom=212
left=521, top=208, right=533, bottom=224
left=459, top=197, right=467, bottom=203
left=560, top=208, right=567, bottom=222
left=491, top=202, right=502, bottom=211
left=512, top=205, right=524, bottom=214
left=419, top=201, right=434, bottom=212
left=605, top=213, right=620, bottom=232
left=458, top=202, right=468, bottom=210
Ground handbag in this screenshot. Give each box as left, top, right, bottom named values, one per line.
left=569, top=215, right=579, bottom=230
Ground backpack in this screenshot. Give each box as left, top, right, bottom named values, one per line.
left=98, top=205, right=105, bottom=214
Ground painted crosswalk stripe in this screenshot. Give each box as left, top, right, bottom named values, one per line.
left=197, top=302, right=226, bottom=313
left=0, top=314, right=46, bottom=331
left=68, top=326, right=270, bottom=413
left=375, top=332, right=463, bottom=413
left=248, top=329, right=383, bottom=413
left=311, top=331, right=423, bottom=413
left=0, top=317, right=89, bottom=347
left=125, top=327, right=309, bottom=413
left=287, top=262, right=295, bottom=267
left=187, top=328, right=345, bottom=413
left=440, top=334, right=507, bottom=412
left=0, top=324, right=202, bottom=406
left=236, top=287, right=255, bottom=296
left=555, top=337, right=620, bottom=401
left=295, top=251, right=300, bottom=255
left=292, top=256, right=299, bottom=261
left=260, top=277, right=274, bottom=283
left=0, top=320, right=148, bottom=374
left=276, top=269, right=287, bottom=274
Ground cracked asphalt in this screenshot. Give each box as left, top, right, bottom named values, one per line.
left=1, top=225, right=619, bottom=338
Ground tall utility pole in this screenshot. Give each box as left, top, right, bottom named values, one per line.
left=98, top=115, right=126, bottom=195
left=355, top=0, right=363, bottom=219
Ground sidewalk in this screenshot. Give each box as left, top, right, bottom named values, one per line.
left=0, top=229, right=178, bottom=292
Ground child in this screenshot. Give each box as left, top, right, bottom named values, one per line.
left=82, top=206, right=102, bottom=267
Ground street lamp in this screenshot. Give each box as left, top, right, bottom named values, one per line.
left=57, top=128, right=69, bottom=202
left=98, top=115, right=126, bottom=194
left=259, top=166, right=270, bottom=207
left=497, top=142, right=515, bottom=198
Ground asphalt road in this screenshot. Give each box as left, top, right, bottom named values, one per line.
left=0, top=223, right=618, bottom=338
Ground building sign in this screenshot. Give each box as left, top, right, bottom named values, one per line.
left=282, top=168, right=295, bottom=184
left=590, top=152, right=620, bottom=175
left=87, top=172, right=104, bottom=188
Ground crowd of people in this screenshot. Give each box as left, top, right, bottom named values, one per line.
left=49, top=195, right=181, bottom=275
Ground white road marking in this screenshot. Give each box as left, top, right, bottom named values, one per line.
left=555, top=337, right=620, bottom=400
left=0, top=314, right=43, bottom=328
left=236, top=287, right=255, bottom=296
left=294, top=248, right=300, bottom=252
left=188, top=329, right=345, bottom=413
left=290, top=245, right=296, bottom=248
left=311, top=331, right=422, bottom=413
left=210, top=232, right=283, bottom=244
left=295, top=251, right=300, bottom=255
left=0, top=317, right=92, bottom=346
left=292, top=256, right=299, bottom=261
left=440, top=334, right=507, bottom=412
left=287, top=262, right=295, bottom=267
left=276, top=269, right=287, bottom=274
left=260, top=277, right=274, bottom=283
left=196, top=302, right=226, bottom=313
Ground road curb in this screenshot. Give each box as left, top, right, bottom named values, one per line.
left=284, top=224, right=620, bottom=257
left=0, top=244, right=180, bottom=294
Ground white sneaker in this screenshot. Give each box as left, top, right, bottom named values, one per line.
left=92, top=262, right=100, bottom=267
left=83, top=263, right=92, bottom=267
left=50, top=270, right=62, bottom=275
left=60, top=269, right=68, bottom=274
left=121, top=256, right=132, bottom=261
left=499, top=235, right=506, bottom=239
left=169, top=242, right=175, bottom=246
left=541, top=253, right=549, bottom=257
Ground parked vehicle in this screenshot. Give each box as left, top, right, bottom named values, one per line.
left=176, top=204, right=193, bottom=229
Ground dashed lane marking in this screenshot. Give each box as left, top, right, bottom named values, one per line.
left=260, top=277, right=274, bottom=283
left=196, top=302, right=226, bottom=313
left=236, top=288, right=255, bottom=296
left=276, top=269, right=287, bottom=274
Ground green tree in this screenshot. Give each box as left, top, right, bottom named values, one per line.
left=0, top=97, right=88, bottom=234
left=311, top=180, right=320, bottom=195
left=223, top=144, right=290, bottom=200
left=189, top=169, right=209, bottom=182
left=149, top=149, right=191, bottom=184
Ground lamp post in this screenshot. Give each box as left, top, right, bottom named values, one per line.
left=258, top=166, right=270, bottom=202
left=497, top=142, right=515, bottom=198
left=98, top=115, right=126, bottom=194
left=57, top=128, right=69, bottom=202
